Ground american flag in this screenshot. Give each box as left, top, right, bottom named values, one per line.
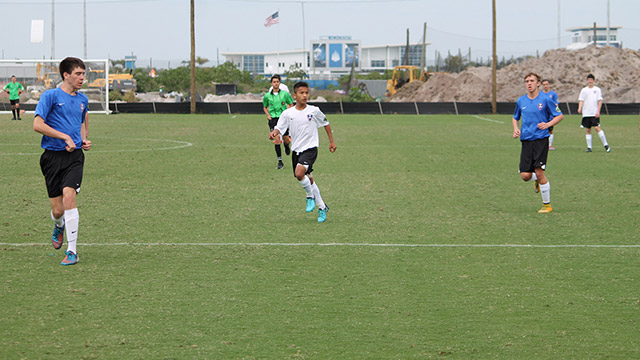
left=264, top=11, right=279, bottom=27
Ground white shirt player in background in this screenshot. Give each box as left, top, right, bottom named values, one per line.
left=269, top=81, right=337, bottom=223
left=577, top=74, right=610, bottom=153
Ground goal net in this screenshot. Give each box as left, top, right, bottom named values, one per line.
left=0, top=59, right=110, bottom=115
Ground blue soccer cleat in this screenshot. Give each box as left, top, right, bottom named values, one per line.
left=52, top=225, right=64, bottom=250
left=317, top=205, right=329, bottom=223
left=61, top=251, right=78, bottom=266
left=306, top=197, right=316, bottom=212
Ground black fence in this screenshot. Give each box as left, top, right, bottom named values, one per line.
left=7, top=101, right=639, bottom=115
left=108, top=101, right=640, bottom=115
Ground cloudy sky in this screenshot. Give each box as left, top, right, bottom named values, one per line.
left=2, top=0, right=638, bottom=68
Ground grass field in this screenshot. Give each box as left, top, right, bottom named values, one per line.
left=1, top=112, right=639, bottom=359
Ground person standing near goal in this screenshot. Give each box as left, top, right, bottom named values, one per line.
left=541, top=79, right=559, bottom=150
left=269, top=81, right=336, bottom=222
left=512, top=72, right=563, bottom=214
left=3, top=75, right=24, bottom=120
left=263, top=74, right=293, bottom=169
left=578, top=74, right=610, bottom=153
left=33, top=57, right=92, bottom=266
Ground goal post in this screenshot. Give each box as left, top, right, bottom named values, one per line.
left=0, top=59, right=110, bottom=115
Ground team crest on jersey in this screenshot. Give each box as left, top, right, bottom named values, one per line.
left=537, top=103, right=543, bottom=110
left=80, top=103, right=85, bottom=111
left=307, top=114, right=313, bottom=121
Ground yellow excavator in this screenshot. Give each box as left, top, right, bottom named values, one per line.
left=87, top=69, right=137, bottom=92
left=385, top=65, right=428, bottom=97
left=36, top=63, right=61, bottom=88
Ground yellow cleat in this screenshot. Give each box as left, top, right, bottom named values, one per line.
left=534, top=180, right=540, bottom=193
left=537, top=204, right=552, bottom=213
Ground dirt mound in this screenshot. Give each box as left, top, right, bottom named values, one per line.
left=392, top=46, right=640, bottom=103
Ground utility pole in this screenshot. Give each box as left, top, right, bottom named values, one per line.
left=83, top=0, right=87, bottom=59
left=491, top=0, right=497, bottom=114
left=404, top=28, right=410, bottom=66
left=51, top=0, right=55, bottom=59
left=420, top=22, right=426, bottom=73
left=190, top=0, right=196, bottom=114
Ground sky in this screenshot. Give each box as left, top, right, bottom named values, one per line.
left=1, top=0, right=639, bottom=69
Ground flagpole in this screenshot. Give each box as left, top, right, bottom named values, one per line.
left=301, top=2, right=306, bottom=74
left=277, top=8, right=280, bottom=75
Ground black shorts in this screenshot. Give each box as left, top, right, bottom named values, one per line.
left=10, top=99, right=19, bottom=106
left=40, top=149, right=85, bottom=198
left=548, top=126, right=554, bottom=132
left=268, top=118, right=289, bottom=136
left=581, top=116, right=600, bottom=128
left=291, top=147, right=317, bottom=176
left=519, top=138, right=549, bottom=173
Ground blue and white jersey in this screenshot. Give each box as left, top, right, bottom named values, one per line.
left=542, top=90, right=559, bottom=104
left=276, top=105, right=329, bottom=153
left=513, top=92, right=562, bottom=141
left=35, top=88, right=88, bottom=151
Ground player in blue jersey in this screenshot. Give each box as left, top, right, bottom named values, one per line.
left=33, top=57, right=92, bottom=266
left=541, top=79, right=559, bottom=150
left=512, top=72, right=563, bottom=213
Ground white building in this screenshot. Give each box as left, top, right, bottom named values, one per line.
left=221, top=36, right=430, bottom=79
left=566, top=25, right=622, bottom=50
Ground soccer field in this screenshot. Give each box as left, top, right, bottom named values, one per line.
left=1, top=113, right=639, bottom=359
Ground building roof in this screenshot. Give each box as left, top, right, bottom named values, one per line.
left=566, top=25, right=622, bottom=32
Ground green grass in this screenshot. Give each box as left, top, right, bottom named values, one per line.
left=1, top=113, right=639, bottom=359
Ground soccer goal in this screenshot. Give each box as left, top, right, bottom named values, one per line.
left=0, top=59, right=110, bottom=115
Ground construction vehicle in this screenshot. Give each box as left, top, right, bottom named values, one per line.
left=87, top=69, right=137, bottom=92
left=36, top=62, right=61, bottom=88
left=385, top=65, right=428, bottom=97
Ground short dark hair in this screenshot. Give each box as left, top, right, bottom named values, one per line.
left=59, top=57, right=85, bottom=78
left=587, top=73, right=595, bottom=80
left=541, top=79, right=550, bottom=84
left=293, top=81, right=309, bottom=93
left=270, top=74, right=281, bottom=82
left=10, top=75, right=16, bottom=78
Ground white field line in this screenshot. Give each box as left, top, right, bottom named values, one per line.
left=1, top=242, right=639, bottom=248
left=471, top=115, right=505, bottom=124
left=0, top=138, right=192, bottom=156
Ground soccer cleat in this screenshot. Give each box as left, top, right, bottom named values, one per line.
left=549, top=146, right=555, bottom=150
left=17, top=117, right=21, bottom=120
left=318, top=205, right=329, bottom=223
left=306, top=197, right=316, bottom=212
left=605, top=145, right=611, bottom=153
left=276, top=160, right=284, bottom=169
left=534, top=180, right=540, bottom=193
left=60, top=250, right=78, bottom=266
left=586, top=148, right=592, bottom=152
left=537, top=204, right=552, bottom=214
left=52, top=225, right=64, bottom=250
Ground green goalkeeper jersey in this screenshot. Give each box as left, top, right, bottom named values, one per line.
left=3, top=82, right=24, bottom=100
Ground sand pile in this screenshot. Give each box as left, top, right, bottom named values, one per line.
left=392, top=46, right=640, bottom=103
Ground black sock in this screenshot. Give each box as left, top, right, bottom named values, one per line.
left=16, top=109, right=20, bottom=118
left=12, top=109, right=16, bottom=118
left=275, top=144, right=282, bottom=158
left=284, top=142, right=290, bottom=151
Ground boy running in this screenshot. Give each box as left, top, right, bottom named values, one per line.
left=3, top=75, right=25, bottom=120
left=512, top=72, right=563, bottom=213
left=269, top=81, right=337, bottom=222
left=541, top=79, right=559, bottom=150
left=33, top=57, right=92, bottom=265
left=263, top=74, right=293, bottom=169
left=578, top=74, right=610, bottom=152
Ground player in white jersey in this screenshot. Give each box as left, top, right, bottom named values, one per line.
left=578, top=74, right=610, bottom=153
left=269, top=81, right=337, bottom=222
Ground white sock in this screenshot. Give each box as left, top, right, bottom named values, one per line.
left=549, top=134, right=554, bottom=146
left=51, top=210, right=64, bottom=228
left=525, top=173, right=537, bottom=182
left=64, top=208, right=79, bottom=254
left=311, top=182, right=326, bottom=210
left=298, top=176, right=314, bottom=197
left=540, top=182, right=550, bottom=204
left=597, top=130, right=608, bottom=147
left=586, top=134, right=592, bottom=148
